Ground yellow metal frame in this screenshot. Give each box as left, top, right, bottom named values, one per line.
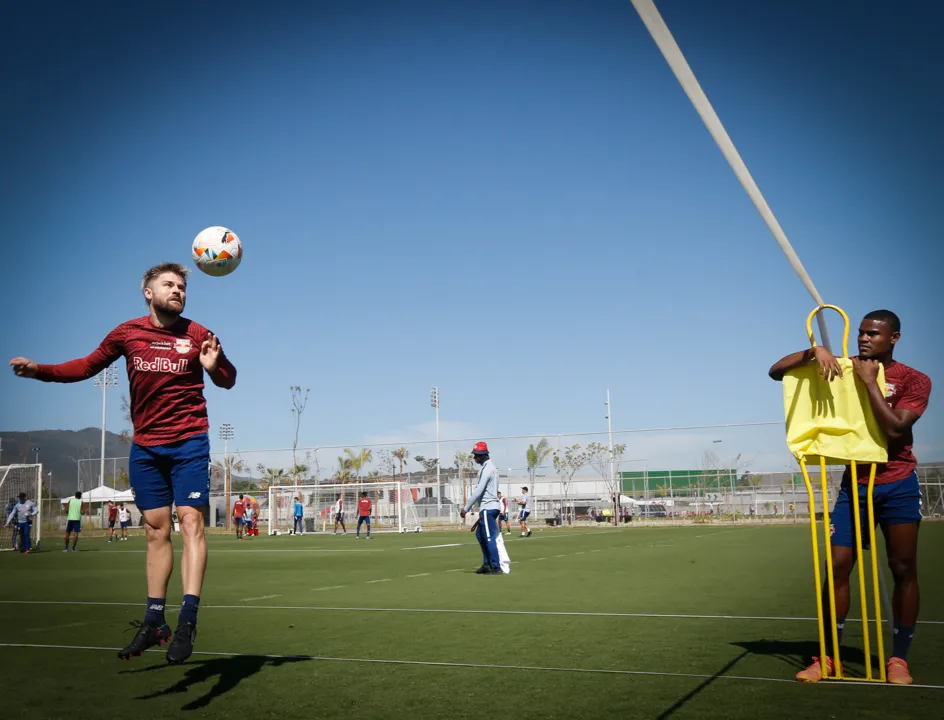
left=798, top=305, right=886, bottom=683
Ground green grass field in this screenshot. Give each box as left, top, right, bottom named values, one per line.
left=2, top=522, right=942, bottom=719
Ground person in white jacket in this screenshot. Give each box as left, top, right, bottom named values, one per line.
left=459, top=442, right=503, bottom=575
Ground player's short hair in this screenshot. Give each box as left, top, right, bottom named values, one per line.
left=18, top=492, right=26, bottom=500
left=74, top=491, right=81, bottom=499
left=141, top=262, right=189, bottom=303
left=360, top=491, right=367, bottom=497
left=238, top=494, right=244, bottom=499
left=863, top=309, right=901, bottom=334
left=521, top=486, right=528, bottom=492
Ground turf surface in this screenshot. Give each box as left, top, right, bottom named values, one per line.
left=2, top=522, right=941, bottom=719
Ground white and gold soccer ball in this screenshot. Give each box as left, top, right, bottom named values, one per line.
left=192, top=226, right=243, bottom=277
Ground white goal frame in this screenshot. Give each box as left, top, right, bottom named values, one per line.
left=0, top=464, right=43, bottom=551
left=267, top=482, right=418, bottom=535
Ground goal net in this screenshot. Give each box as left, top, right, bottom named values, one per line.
left=0, top=464, right=43, bottom=552
left=267, top=482, right=421, bottom=535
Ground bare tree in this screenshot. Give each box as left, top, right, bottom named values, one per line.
left=585, top=441, right=627, bottom=521
left=553, top=444, right=589, bottom=525
left=290, top=386, right=310, bottom=489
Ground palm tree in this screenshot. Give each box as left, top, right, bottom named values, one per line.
left=344, top=448, right=373, bottom=483
left=334, top=456, right=354, bottom=484
left=526, top=439, right=552, bottom=487
left=392, top=447, right=410, bottom=478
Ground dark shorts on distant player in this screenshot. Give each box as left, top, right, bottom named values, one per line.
left=520, top=511, right=531, bottom=522
left=335, top=513, right=344, bottom=522
left=66, top=520, right=81, bottom=533
left=108, top=519, right=116, bottom=529
left=120, top=520, right=129, bottom=529
left=129, top=432, right=211, bottom=511
left=498, top=514, right=508, bottom=522
left=830, top=471, right=921, bottom=549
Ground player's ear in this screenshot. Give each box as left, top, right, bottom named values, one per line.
left=890, top=331, right=900, bottom=347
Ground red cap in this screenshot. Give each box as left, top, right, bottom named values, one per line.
left=472, top=441, right=489, bottom=455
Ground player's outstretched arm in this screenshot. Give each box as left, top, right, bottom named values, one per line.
left=10, top=327, right=124, bottom=383
left=768, top=346, right=841, bottom=382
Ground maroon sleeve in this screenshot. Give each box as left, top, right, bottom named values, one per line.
left=204, top=330, right=236, bottom=389
left=898, top=370, right=931, bottom=418
left=34, top=325, right=126, bottom=383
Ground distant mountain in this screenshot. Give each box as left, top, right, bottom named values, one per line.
left=0, top=429, right=132, bottom=497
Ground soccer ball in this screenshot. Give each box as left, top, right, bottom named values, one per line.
left=192, top=226, right=243, bottom=277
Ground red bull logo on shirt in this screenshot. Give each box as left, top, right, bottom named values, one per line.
left=132, top=356, right=190, bottom=373
left=174, top=338, right=193, bottom=354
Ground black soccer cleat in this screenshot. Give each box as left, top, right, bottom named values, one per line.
left=117, top=621, right=171, bottom=660
left=165, top=621, right=197, bottom=664
left=475, top=565, right=491, bottom=574
left=488, top=567, right=504, bottom=575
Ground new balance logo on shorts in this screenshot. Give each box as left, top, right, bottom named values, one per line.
left=188, top=492, right=201, bottom=499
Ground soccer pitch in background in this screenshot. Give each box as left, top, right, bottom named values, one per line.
left=2, top=524, right=942, bottom=719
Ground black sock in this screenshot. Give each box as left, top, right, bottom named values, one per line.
left=893, top=625, right=915, bottom=661
left=144, top=597, right=166, bottom=626
left=825, top=618, right=845, bottom=658
left=179, top=594, right=200, bottom=625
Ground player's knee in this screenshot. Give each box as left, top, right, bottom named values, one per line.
left=178, top=510, right=205, bottom=539
left=887, top=555, right=917, bottom=583
left=145, top=519, right=171, bottom=542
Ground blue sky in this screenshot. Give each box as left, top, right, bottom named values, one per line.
left=2, top=0, right=941, bottom=474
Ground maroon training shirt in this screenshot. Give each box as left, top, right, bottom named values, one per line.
left=34, top=316, right=236, bottom=447
left=844, top=361, right=931, bottom=485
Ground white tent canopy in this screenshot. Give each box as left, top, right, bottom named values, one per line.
left=60, top=486, right=134, bottom=504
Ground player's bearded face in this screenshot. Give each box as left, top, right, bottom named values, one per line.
left=147, top=273, right=187, bottom=315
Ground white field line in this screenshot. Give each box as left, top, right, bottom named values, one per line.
left=241, top=595, right=281, bottom=602
left=2, top=600, right=940, bottom=625
left=1, top=643, right=941, bottom=690
left=402, top=544, right=463, bottom=550
left=311, top=586, right=346, bottom=592
left=406, top=573, right=431, bottom=578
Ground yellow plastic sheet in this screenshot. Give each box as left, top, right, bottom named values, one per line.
left=782, top=305, right=888, bottom=465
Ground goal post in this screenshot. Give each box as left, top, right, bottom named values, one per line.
left=0, top=464, right=43, bottom=551
left=267, top=482, right=420, bottom=535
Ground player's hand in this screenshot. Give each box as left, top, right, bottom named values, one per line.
left=200, top=334, right=221, bottom=373
left=852, top=357, right=880, bottom=386
left=459, top=508, right=467, bottom=519
left=9, top=357, right=38, bottom=378
left=812, top=346, right=842, bottom=381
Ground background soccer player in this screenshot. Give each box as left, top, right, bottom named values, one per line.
left=769, top=309, right=930, bottom=685
left=9, top=261, right=236, bottom=664
left=517, top=486, right=533, bottom=537
left=293, top=495, right=304, bottom=535
left=356, top=491, right=372, bottom=539
left=64, top=492, right=85, bottom=552
left=333, top=494, right=346, bottom=535
left=5, top=492, right=38, bottom=554
left=233, top=495, right=246, bottom=540
left=107, top=500, right=119, bottom=543
left=118, top=503, right=131, bottom=540
left=497, top=491, right=512, bottom=535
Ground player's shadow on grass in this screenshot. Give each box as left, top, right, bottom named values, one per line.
left=732, top=639, right=881, bottom=675
left=123, top=655, right=310, bottom=710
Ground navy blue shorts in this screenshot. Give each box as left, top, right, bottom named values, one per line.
left=830, top=471, right=922, bottom=549
left=129, top=433, right=211, bottom=511
left=120, top=521, right=129, bottom=528
left=498, top=514, right=508, bottom=522
left=66, top=520, right=81, bottom=533
left=108, top=519, right=116, bottom=528
left=520, top=510, right=531, bottom=522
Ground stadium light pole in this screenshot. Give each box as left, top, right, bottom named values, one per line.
left=430, top=387, right=440, bottom=511
left=94, top=367, right=119, bottom=488
left=32, top=446, right=41, bottom=464
left=220, top=424, right=234, bottom=529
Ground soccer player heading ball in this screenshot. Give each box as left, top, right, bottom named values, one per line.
left=769, top=309, right=930, bottom=685
left=9, top=262, right=237, bottom=664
